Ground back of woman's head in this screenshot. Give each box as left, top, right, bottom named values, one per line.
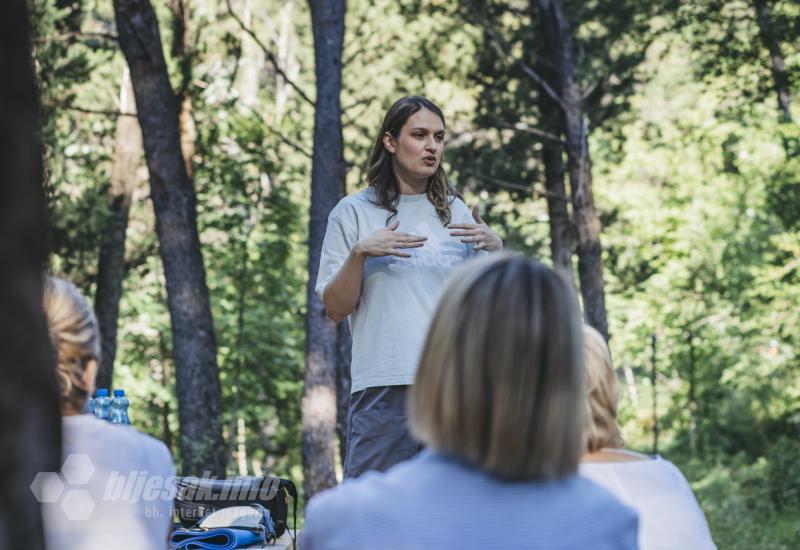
left=583, top=325, right=624, bottom=452
left=43, top=276, right=100, bottom=414
left=366, top=95, right=459, bottom=225
left=409, top=254, right=585, bottom=480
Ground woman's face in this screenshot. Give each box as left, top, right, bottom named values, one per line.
left=384, top=108, right=445, bottom=182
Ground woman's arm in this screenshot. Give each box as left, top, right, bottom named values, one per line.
left=322, top=220, right=427, bottom=323
left=322, top=246, right=368, bottom=324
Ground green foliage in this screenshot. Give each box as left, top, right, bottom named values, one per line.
left=32, top=0, right=800, bottom=544
left=683, top=453, right=800, bottom=548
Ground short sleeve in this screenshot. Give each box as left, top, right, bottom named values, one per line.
left=315, top=209, right=358, bottom=301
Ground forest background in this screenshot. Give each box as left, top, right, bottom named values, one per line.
left=27, top=0, right=799, bottom=547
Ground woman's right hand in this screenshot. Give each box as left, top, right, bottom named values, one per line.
left=353, top=220, right=427, bottom=258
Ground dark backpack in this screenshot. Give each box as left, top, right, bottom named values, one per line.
left=174, top=476, right=297, bottom=540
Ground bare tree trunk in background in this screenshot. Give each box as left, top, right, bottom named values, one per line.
left=335, top=322, right=352, bottom=471
left=95, top=68, right=142, bottom=390
left=537, top=0, right=609, bottom=339
left=334, top=154, right=351, bottom=473
left=113, top=0, right=225, bottom=476
left=237, top=0, right=261, bottom=108
left=171, top=0, right=196, bottom=176
left=304, top=0, right=346, bottom=500
left=543, top=142, right=574, bottom=276
left=0, top=2, right=62, bottom=547
left=687, top=329, right=698, bottom=457
left=536, top=54, right=574, bottom=278
left=274, top=0, right=298, bottom=122
left=753, top=0, right=793, bottom=123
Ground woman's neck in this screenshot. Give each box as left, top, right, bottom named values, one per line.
left=393, top=166, right=428, bottom=195
left=582, top=448, right=650, bottom=463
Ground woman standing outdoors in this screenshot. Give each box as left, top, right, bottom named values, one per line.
left=315, top=96, right=503, bottom=478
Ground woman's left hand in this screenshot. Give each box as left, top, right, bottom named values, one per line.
left=448, top=205, right=503, bottom=252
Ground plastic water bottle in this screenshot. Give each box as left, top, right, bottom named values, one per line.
left=110, top=389, right=130, bottom=425
left=93, top=389, right=111, bottom=420
left=85, top=395, right=95, bottom=415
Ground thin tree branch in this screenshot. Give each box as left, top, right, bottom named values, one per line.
left=461, top=0, right=565, bottom=109
left=270, top=128, right=312, bottom=159
left=496, top=122, right=564, bottom=144
left=462, top=169, right=569, bottom=202
left=43, top=103, right=137, bottom=117
left=225, top=0, right=315, bottom=107
left=34, top=31, right=118, bottom=44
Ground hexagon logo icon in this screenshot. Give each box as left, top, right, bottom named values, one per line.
left=61, top=489, right=95, bottom=521
left=61, top=454, right=95, bottom=485
left=30, top=472, right=64, bottom=503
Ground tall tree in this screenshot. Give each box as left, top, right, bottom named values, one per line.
left=753, top=0, right=792, bottom=122
left=0, top=1, right=62, bottom=547
left=536, top=0, right=608, bottom=338
left=94, top=69, right=142, bottom=389
left=113, top=0, right=225, bottom=475
left=537, top=54, right=574, bottom=278
left=304, top=0, right=346, bottom=499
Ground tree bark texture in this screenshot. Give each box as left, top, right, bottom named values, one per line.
left=170, top=0, right=196, bottom=177
left=753, top=0, right=793, bottom=123
left=335, top=322, right=352, bottom=470
left=303, top=0, right=346, bottom=500
left=0, top=2, right=63, bottom=547
left=113, top=0, right=225, bottom=476
left=543, top=139, right=574, bottom=277
left=537, top=0, right=609, bottom=339
left=95, top=68, right=142, bottom=390
left=536, top=55, right=574, bottom=279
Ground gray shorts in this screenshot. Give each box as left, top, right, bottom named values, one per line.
left=343, top=385, right=423, bottom=479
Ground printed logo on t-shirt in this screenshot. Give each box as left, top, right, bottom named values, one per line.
left=386, top=221, right=466, bottom=270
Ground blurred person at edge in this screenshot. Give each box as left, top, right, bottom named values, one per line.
left=316, top=95, right=503, bottom=479
left=40, top=276, right=175, bottom=550
left=580, top=324, right=716, bottom=550
left=303, top=254, right=639, bottom=550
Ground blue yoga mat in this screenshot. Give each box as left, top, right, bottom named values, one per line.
left=169, top=527, right=263, bottom=549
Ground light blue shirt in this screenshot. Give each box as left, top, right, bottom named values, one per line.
left=303, top=450, right=639, bottom=550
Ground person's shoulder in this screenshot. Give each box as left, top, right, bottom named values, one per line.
left=99, top=422, right=174, bottom=468
left=571, top=474, right=639, bottom=525
left=448, top=195, right=475, bottom=222
left=327, top=188, right=376, bottom=223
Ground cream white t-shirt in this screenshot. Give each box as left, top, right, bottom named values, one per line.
left=580, top=454, right=716, bottom=550
left=42, top=414, right=176, bottom=550
left=316, top=187, right=483, bottom=392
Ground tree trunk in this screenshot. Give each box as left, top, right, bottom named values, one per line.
left=303, top=0, right=346, bottom=500
left=542, top=141, right=574, bottom=277
left=687, top=329, right=698, bottom=457
left=95, top=68, right=141, bottom=390
left=0, top=2, right=62, bottom=547
left=753, top=0, right=792, bottom=123
left=335, top=322, right=352, bottom=471
left=171, top=0, right=196, bottom=177
left=537, top=0, right=609, bottom=339
left=113, top=0, right=225, bottom=476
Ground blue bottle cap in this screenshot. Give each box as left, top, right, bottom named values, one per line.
left=113, top=389, right=125, bottom=397
left=96, top=389, right=109, bottom=397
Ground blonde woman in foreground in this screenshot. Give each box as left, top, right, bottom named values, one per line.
left=303, top=254, right=638, bottom=550
left=580, top=325, right=716, bottom=550
left=40, top=277, right=175, bottom=550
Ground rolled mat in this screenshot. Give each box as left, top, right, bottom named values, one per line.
left=169, top=527, right=263, bottom=549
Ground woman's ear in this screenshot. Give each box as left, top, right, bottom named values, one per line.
left=383, top=132, right=396, bottom=154
left=82, top=358, right=99, bottom=396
